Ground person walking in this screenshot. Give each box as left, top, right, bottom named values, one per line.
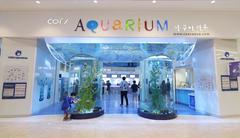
left=131, top=80, right=139, bottom=102
left=120, top=77, right=129, bottom=106
left=106, top=80, right=111, bottom=95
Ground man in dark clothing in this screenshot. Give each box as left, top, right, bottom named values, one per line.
left=131, top=80, right=139, bottom=102
left=120, top=77, right=129, bottom=106
left=106, top=80, right=111, bottom=94
left=131, top=80, right=139, bottom=93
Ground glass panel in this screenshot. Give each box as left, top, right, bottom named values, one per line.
left=48, top=43, right=195, bottom=63
left=69, top=55, right=102, bottom=113
left=139, top=55, right=175, bottom=115
left=175, top=68, right=194, bottom=89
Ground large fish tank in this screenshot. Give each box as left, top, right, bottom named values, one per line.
left=68, top=55, right=104, bottom=119
left=138, top=55, right=176, bottom=120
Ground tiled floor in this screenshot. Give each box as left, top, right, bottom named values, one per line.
left=101, top=92, right=139, bottom=114
left=37, top=92, right=202, bottom=115
left=1, top=114, right=240, bottom=138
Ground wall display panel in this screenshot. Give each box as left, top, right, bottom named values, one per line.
left=229, top=61, right=240, bottom=77
left=2, top=82, right=27, bottom=99
left=4, top=66, right=28, bottom=82
left=2, top=66, right=28, bottom=99
left=221, top=75, right=238, bottom=91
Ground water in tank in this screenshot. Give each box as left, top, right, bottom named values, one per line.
left=69, top=55, right=102, bottom=113
left=138, top=55, right=176, bottom=119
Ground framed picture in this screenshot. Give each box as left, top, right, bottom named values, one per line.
left=221, top=75, right=238, bottom=91
left=2, top=82, right=27, bottom=99
left=229, top=61, right=240, bottom=77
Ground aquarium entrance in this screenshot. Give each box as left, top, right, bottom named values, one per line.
left=38, top=37, right=203, bottom=115
left=101, top=62, right=140, bottom=114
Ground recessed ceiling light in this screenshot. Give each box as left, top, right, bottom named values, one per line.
left=152, top=0, right=157, bottom=4
left=93, top=0, right=98, bottom=4
left=35, top=0, right=41, bottom=4
left=211, top=0, right=216, bottom=4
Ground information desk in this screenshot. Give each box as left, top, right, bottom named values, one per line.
left=175, top=88, right=194, bottom=106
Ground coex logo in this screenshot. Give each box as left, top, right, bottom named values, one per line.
left=224, top=52, right=230, bottom=57
left=220, top=51, right=234, bottom=61
left=47, top=18, right=69, bottom=25
left=15, top=50, right=22, bottom=56
left=8, top=50, right=28, bottom=59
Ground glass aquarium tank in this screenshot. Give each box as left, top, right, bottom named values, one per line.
left=138, top=55, right=176, bottom=120
left=69, top=55, right=104, bottom=119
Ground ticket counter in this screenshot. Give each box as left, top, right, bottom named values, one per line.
left=175, top=67, right=195, bottom=109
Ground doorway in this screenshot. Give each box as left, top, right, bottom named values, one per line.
left=35, top=37, right=201, bottom=115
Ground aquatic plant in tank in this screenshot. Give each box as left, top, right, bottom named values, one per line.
left=148, top=61, right=165, bottom=113
left=76, top=64, right=97, bottom=113
left=138, top=55, right=176, bottom=120
left=69, top=56, right=104, bottom=119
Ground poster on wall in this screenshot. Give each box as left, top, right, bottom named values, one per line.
left=37, top=71, right=54, bottom=102
left=2, top=83, right=27, bottom=99
left=2, top=66, right=28, bottom=99
left=4, top=66, right=28, bottom=82
left=221, top=75, right=231, bottom=90
left=221, top=75, right=238, bottom=91
left=230, top=76, right=239, bottom=90
left=229, top=61, right=240, bottom=77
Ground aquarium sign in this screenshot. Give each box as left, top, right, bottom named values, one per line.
left=173, top=24, right=210, bottom=36
left=74, top=18, right=168, bottom=33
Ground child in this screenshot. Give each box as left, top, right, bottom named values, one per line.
left=62, top=92, right=71, bottom=121
left=69, top=92, right=77, bottom=112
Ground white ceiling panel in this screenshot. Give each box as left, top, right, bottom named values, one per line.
left=0, top=0, right=239, bottom=11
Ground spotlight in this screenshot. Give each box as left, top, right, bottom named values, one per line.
left=93, top=0, right=98, bottom=4
left=211, top=0, right=216, bottom=4
left=35, top=0, right=41, bottom=4
left=152, top=0, right=157, bottom=4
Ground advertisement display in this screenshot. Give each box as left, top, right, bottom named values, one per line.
left=2, top=66, right=28, bottom=99
left=229, top=61, right=240, bottom=77
left=0, top=11, right=240, bottom=38
left=2, top=82, right=27, bottom=99
left=221, top=75, right=238, bottom=91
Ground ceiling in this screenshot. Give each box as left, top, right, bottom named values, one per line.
left=0, top=0, right=240, bottom=11
left=45, top=37, right=197, bottom=63
left=47, top=43, right=195, bottom=62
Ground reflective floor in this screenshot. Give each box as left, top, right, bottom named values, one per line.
left=1, top=114, right=240, bottom=138
left=37, top=92, right=202, bottom=115
left=101, top=91, right=139, bottom=114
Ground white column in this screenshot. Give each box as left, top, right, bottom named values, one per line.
left=0, top=38, right=37, bottom=117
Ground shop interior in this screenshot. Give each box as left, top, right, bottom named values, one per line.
left=37, top=37, right=203, bottom=115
